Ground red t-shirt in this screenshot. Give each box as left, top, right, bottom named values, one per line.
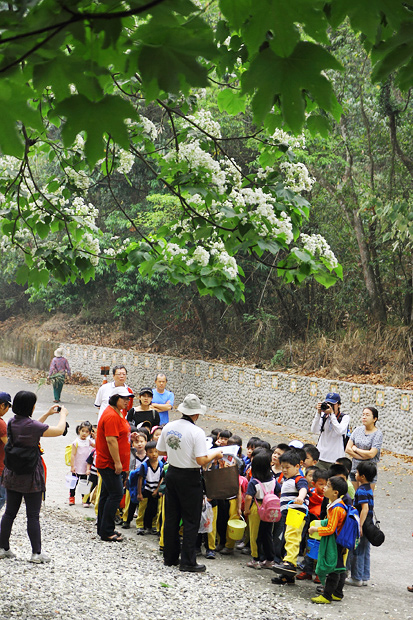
left=0, top=418, right=6, bottom=475
left=96, top=406, right=130, bottom=472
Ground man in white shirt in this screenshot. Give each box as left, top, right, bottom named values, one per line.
left=157, top=394, right=222, bottom=572
left=310, top=392, right=350, bottom=469
left=94, top=366, right=133, bottom=421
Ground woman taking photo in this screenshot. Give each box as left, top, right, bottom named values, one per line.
left=0, top=391, right=68, bottom=563
left=96, top=386, right=133, bottom=542
left=345, top=405, right=383, bottom=491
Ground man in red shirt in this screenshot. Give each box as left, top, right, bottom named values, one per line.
left=0, top=392, right=12, bottom=511
left=95, top=386, right=132, bottom=542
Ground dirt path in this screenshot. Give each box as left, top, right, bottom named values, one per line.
left=0, top=361, right=411, bottom=620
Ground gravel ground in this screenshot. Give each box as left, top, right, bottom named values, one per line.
left=0, top=506, right=310, bottom=620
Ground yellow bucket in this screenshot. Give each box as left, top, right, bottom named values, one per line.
left=285, top=503, right=307, bottom=528
left=309, top=519, right=322, bottom=540
left=227, top=518, right=247, bottom=540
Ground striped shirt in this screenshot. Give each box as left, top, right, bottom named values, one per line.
left=280, top=474, right=309, bottom=513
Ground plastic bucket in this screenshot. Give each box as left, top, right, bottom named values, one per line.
left=285, top=502, right=307, bottom=528
left=227, top=518, right=247, bottom=541
left=65, top=473, right=77, bottom=489
left=307, top=538, right=320, bottom=560
left=77, top=479, right=92, bottom=494
left=310, top=520, right=322, bottom=540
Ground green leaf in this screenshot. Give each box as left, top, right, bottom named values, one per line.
left=219, top=0, right=253, bottom=30
left=217, top=89, right=246, bottom=115
left=306, top=113, right=331, bottom=138
left=15, top=264, right=29, bottom=285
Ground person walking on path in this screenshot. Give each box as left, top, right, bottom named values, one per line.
left=0, top=392, right=12, bottom=511
left=48, top=348, right=71, bottom=403
left=0, top=390, right=68, bottom=563
left=152, top=374, right=174, bottom=425
left=156, top=394, right=222, bottom=572
left=310, top=393, right=350, bottom=470
left=95, top=386, right=133, bottom=542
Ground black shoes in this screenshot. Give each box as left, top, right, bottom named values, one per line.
left=179, top=563, right=206, bottom=573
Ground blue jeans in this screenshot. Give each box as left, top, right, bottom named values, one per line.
left=0, top=484, right=6, bottom=511
left=351, top=534, right=370, bottom=581
left=97, top=468, right=124, bottom=540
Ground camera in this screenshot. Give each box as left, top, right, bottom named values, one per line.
left=320, top=402, right=330, bottom=411
left=62, top=421, right=69, bottom=437
left=55, top=406, right=61, bottom=412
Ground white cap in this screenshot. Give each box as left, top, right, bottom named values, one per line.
left=110, top=386, right=134, bottom=399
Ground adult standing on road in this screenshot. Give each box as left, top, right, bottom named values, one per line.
left=94, top=366, right=134, bottom=421
left=0, top=390, right=68, bottom=563
left=156, top=394, right=222, bottom=572
left=95, top=386, right=133, bottom=542
left=48, top=347, right=71, bottom=403
left=310, top=392, right=350, bottom=470
left=0, top=392, right=12, bottom=511
left=152, top=374, right=174, bottom=425
left=345, top=406, right=383, bottom=491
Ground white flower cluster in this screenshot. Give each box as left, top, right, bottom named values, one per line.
left=140, top=117, right=158, bottom=142
left=72, top=133, right=85, bottom=153
left=165, top=141, right=227, bottom=194
left=82, top=233, right=100, bottom=265
left=183, top=109, right=222, bottom=139
left=300, top=233, right=338, bottom=268
left=64, top=166, right=91, bottom=191
left=186, top=246, right=210, bottom=267
left=162, top=235, right=239, bottom=281
left=117, top=149, right=135, bottom=175
left=272, top=129, right=306, bottom=150
left=280, top=162, right=315, bottom=193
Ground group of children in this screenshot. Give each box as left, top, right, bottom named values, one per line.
left=67, top=397, right=377, bottom=606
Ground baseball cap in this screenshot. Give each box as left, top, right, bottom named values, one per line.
left=289, top=440, right=304, bottom=449
left=139, top=387, right=153, bottom=396
left=0, top=392, right=12, bottom=406
left=110, top=386, right=134, bottom=399
left=324, top=392, right=341, bottom=404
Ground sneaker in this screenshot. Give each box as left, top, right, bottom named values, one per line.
left=179, top=563, right=206, bottom=573
left=136, top=528, right=145, bottom=535
left=0, top=548, right=15, bottom=559
left=215, top=544, right=225, bottom=552
left=220, top=547, right=234, bottom=555
left=311, top=595, right=331, bottom=604
left=83, top=502, right=91, bottom=508
left=296, top=571, right=312, bottom=580
left=240, top=547, right=251, bottom=555
left=236, top=541, right=246, bottom=550
left=150, top=528, right=158, bottom=535
left=29, top=553, right=51, bottom=564
left=316, top=585, right=324, bottom=594
left=345, top=577, right=363, bottom=587
left=121, top=522, right=131, bottom=529
left=69, top=497, right=75, bottom=506
left=362, top=581, right=368, bottom=586
left=313, top=575, right=321, bottom=584
left=260, top=560, right=275, bottom=569
left=271, top=576, right=295, bottom=585
left=246, top=559, right=261, bottom=569
left=331, top=594, right=343, bottom=601
left=205, top=550, right=216, bottom=559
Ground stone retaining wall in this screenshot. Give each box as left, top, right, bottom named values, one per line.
left=61, top=342, right=413, bottom=456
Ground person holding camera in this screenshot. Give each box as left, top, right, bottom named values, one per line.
left=310, top=392, right=350, bottom=470
left=0, top=391, right=68, bottom=563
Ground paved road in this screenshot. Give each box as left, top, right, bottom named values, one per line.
left=0, top=361, right=411, bottom=620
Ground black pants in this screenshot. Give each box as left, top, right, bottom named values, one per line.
left=273, top=512, right=286, bottom=563
left=164, top=466, right=203, bottom=567
left=258, top=520, right=275, bottom=561
left=97, top=467, right=124, bottom=539
left=0, top=489, right=43, bottom=554
left=323, top=571, right=346, bottom=600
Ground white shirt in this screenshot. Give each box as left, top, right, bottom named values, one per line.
left=94, top=381, right=131, bottom=421
left=157, top=418, right=207, bottom=469
left=311, top=410, right=350, bottom=463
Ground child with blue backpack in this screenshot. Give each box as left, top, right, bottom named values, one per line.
left=136, top=441, right=164, bottom=535
left=308, top=476, right=355, bottom=604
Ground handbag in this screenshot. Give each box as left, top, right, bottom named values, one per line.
left=4, top=422, right=40, bottom=475
left=203, top=464, right=239, bottom=500
left=363, top=511, right=385, bottom=547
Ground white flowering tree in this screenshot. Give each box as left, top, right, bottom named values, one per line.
left=0, top=0, right=410, bottom=302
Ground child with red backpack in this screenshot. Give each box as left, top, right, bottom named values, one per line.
left=244, top=451, right=281, bottom=569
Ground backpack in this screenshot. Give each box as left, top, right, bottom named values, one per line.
left=255, top=480, right=281, bottom=523
left=139, top=458, right=164, bottom=492
left=335, top=501, right=360, bottom=550
left=65, top=444, right=72, bottom=466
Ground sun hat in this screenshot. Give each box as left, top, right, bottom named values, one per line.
left=177, top=394, right=207, bottom=416
left=110, top=386, right=134, bottom=399
left=54, top=347, right=64, bottom=358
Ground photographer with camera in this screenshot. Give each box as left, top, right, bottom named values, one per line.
left=310, top=392, right=350, bottom=470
